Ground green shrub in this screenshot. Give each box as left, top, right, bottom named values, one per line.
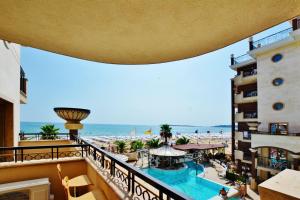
left=40, top=124, right=59, bottom=140
left=114, top=140, right=126, bottom=153
left=175, top=136, right=190, bottom=145
left=131, top=140, right=144, bottom=151
left=146, top=139, right=161, bottom=148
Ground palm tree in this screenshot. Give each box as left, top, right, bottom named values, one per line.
left=40, top=124, right=59, bottom=140
left=146, top=138, right=161, bottom=149
left=114, top=140, right=126, bottom=153
left=176, top=136, right=190, bottom=145
left=130, top=140, right=144, bottom=152
left=160, top=124, right=172, bottom=145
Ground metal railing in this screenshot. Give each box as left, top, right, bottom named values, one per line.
left=0, top=136, right=191, bottom=200
left=0, top=143, right=88, bottom=163
left=75, top=137, right=191, bottom=200
left=252, top=28, right=293, bottom=49
left=20, top=66, right=27, bottom=95
left=257, top=156, right=291, bottom=171
left=232, top=53, right=253, bottom=65
left=19, top=132, right=70, bottom=141
left=252, top=131, right=300, bottom=136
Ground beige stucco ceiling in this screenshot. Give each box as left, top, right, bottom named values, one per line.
left=0, top=1, right=299, bottom=64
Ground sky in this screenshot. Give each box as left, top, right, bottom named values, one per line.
left=20, top=22, right=290, bottom=126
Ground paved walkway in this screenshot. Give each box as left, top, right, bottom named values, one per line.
left=202, top=163, right=259, bottom=200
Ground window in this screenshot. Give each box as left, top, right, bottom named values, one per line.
left=271, top=53, right=283, bottom=63
left=272, top=78, right=284, bottom=86
left=273, top=102, right=284, bottom=111
left=270, top=123, right=288, bottom=135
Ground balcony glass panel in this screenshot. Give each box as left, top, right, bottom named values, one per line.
left=252, top=28, right=293, bottom=49
left=257, top=156, right=291, bottom=171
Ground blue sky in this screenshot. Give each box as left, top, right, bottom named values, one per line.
left=20, top=22, right=290, bottom=126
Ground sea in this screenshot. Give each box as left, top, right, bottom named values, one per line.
left=21, top=122, right=231, bottom=137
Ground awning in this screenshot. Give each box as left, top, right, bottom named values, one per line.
left=0, top=1, right=299, bottom=64
left=150, top=146, right=186, bottom=157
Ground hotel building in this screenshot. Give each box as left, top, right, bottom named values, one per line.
left=0, top=40, right=27, bottom=148
left=230, top=18, right=300, bottom=183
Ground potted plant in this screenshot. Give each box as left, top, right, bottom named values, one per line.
left=130, top=140, right=144, bottom=152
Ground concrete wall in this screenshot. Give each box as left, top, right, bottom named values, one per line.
left=0, top=40, right=20, bottom=146
left=257, top=41, right=300, bottom=133
left=259, top=186, right=299, bottom=200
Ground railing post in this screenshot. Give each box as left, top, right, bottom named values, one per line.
left=127, top=171, right=131, bottom=192
left=14, top=149, right=17, bottom=163
left=56, top=147, right=59, bottom=159
left=249, top=37, right=254, bottom=50
left=110, top=160, right=115, bottom=176
left=159, top=190, right=163, bottom=200
left=230, top=54, right=235, bottom=65
left=21, top=149, right=24, bottom=162
left=131, top=174, right=135, bottom=195
left=51, top=147, right=54, bottom=160
left=93, top=147, right=97, bottom=160
left=101, top=153, right=105, bottom=168
left=81, top=146, right=84, bottom=157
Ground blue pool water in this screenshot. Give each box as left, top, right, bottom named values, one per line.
left=142, top=162, right=229, bottom=200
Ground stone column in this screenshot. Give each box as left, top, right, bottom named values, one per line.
left=291, top=154, right=300, bottom=171
left=249, top=148, right=258, bottom=178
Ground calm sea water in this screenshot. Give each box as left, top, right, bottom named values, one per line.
left=21, top=122, right=231, bottom=137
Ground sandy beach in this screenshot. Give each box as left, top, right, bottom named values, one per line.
left=84, top=133, right=232, bottom=155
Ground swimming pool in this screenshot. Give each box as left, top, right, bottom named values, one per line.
left=142, top=162, right=229, bottom=200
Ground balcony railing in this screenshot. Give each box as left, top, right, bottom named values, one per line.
left=20, top=66, right=27, bottom=95
left=75, top=137, right=191, bottom=200
left=0, top=143, right=88, bottom=162
left=19, top=132, right=70, bottom=141
left=253, top=131, right=300, bottom=136
left=231, top=53, right=253, bottom=65
left=0, top=137, right=191, bottom=200
left=257, top=156, right=292, bottom=171
left=252, top=28, right=293, bottom=49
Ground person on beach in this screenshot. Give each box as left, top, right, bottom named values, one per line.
left=219, top=187, right=228, bottom=199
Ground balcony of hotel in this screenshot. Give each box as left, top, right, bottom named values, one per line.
left=234, top=91, right=257, bottom=104
left=0, top=136, right=190, bottom=200
left=251, top=131, right=300, bottom=154
left=248, top=18, right=300, bottom=55
left=230, top=53, right=256, bottom=70
left=20, top=66, right=28, bottom=104
left=235, top=112, right=257, bottom=123
left=257, top=156, right=292, bottom=173
left=234, top=150, right=251, bottom=164
left=235, top=131, right=251, bottom=142
left=233, top=70, right=257, bottom=86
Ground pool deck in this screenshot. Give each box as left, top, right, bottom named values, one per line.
left=202, top=163, right=259, bottom=200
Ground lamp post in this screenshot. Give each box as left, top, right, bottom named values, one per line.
left=54, top=107, right=90, bottom=140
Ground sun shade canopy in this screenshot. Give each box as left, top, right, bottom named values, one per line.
left=0, top=1, right=300, bottom=64
left=150, top=146, right=186, bottom=157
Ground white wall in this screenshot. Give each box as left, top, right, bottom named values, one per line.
left=0, top=40, right=20, bottom=146
left=257, top=41, right=300, bottom=133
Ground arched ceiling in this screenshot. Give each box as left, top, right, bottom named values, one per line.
left=0, top=0, right=299, bottom=64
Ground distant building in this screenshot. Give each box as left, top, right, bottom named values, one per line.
left=0, top=40, right=27, bottom=147
left=230, top=18, right=300, bottom=184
